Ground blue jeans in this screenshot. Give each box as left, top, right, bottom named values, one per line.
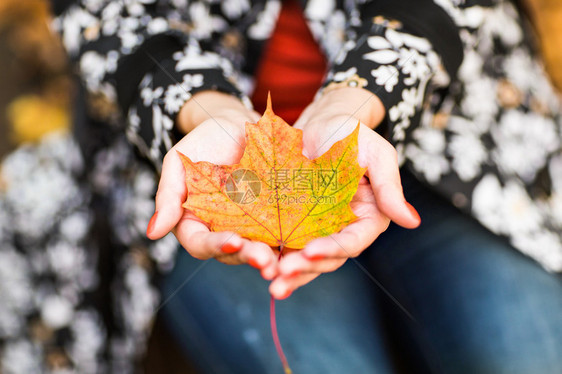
left=160, top=170, right=562, bottom=374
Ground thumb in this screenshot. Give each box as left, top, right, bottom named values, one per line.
left=364, top=139, right=420, bottom=229
left=369, top=175, right=421, bottom=229
left=147, top=150, right=187, bottom=239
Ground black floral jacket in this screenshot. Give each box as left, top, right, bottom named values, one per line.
left=56, top=0, right=562, bottom=272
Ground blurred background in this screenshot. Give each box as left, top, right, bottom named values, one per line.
left=0, top=0, right=70, bottom=160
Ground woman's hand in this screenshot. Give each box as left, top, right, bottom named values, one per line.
left=146, top=91, right=278, bottom=279
left=269, top=87, right=421, bottom=298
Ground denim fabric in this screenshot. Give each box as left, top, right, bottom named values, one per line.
left=160, top=170, right=562, bottom=374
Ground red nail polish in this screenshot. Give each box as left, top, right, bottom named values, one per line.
left=248, top=258, right=262, bottom=269
left=221, top=243, right=240, bottom=254
left=406, top=202, right=421, bottom=223
left=305, top=253, right=325, bottom=261
left=146, top=211, right=158, bottom=237
left=287, top=269, right=301, bottom=277
left=278, top=289, right=292, bottom=300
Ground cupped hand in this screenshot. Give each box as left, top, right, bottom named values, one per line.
left=146, top=91, right=278, bottom=279
left=269, top=88, right=421, bottom=298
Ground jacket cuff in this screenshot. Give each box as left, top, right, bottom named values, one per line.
left=126, top=42, right=246, bottom=169
left=322, top=17, right=447, bottom=144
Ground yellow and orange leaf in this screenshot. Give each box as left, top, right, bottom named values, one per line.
left=179, top=96, right=366, bottom=249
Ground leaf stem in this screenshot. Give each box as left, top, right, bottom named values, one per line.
left=270, top=244, right=292, bottom=373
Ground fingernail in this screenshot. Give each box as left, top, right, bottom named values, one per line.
left=406, top=202, right=421, bottom=223
left=221, top=242, right=240, bottom=254
left=277, top=289, right=292, bottom=300
left=146, top=211, right=158, bottom=237
left=303, top=249, right=324, bottom=260
left=286, top=269, right=300, bottom=277
left=248, top=258, right=262, bottom=269
left=304, top=253, right=324, bottom=261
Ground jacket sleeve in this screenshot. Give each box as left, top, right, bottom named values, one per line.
left=52, top=0, right=274, bottom=168
left=319, top=0, right=463, bottom=158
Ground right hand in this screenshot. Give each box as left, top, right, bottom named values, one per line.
left=146, top=91, right=279, bottom=280
left=269, top=87, right=421, bottom=298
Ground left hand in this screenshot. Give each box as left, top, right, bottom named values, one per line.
left=269, top=87, right=421, bottom=299
left=147, top=91, right=279, bottom=279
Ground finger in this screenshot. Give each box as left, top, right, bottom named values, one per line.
left=363, top=134, right=420, bottom=229
left=237, top=241, right=277, bottom=270
left=256, top=244, right=280, bottom=280
left=174, top=216, right=242, bottom=260
left=147, top=150, right=188, bottom=239
left=278, top=252, right=347, bottom=276
left=261, top=261, right=278, bottom=280
left=301, top=213, right=387, bottom=260
left=213, top=252, right=246, bottom=265
left=213, top=240, right=278, bottom=279
left=269, top=272, right=321, bottom=299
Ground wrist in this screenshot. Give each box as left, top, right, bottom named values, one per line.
left=310, top=87, right=386, bottom=130
left=177, top=91, right=251, bottom=134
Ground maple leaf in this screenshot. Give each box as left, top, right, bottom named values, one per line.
left=178, top=95, right=366, bottom=249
